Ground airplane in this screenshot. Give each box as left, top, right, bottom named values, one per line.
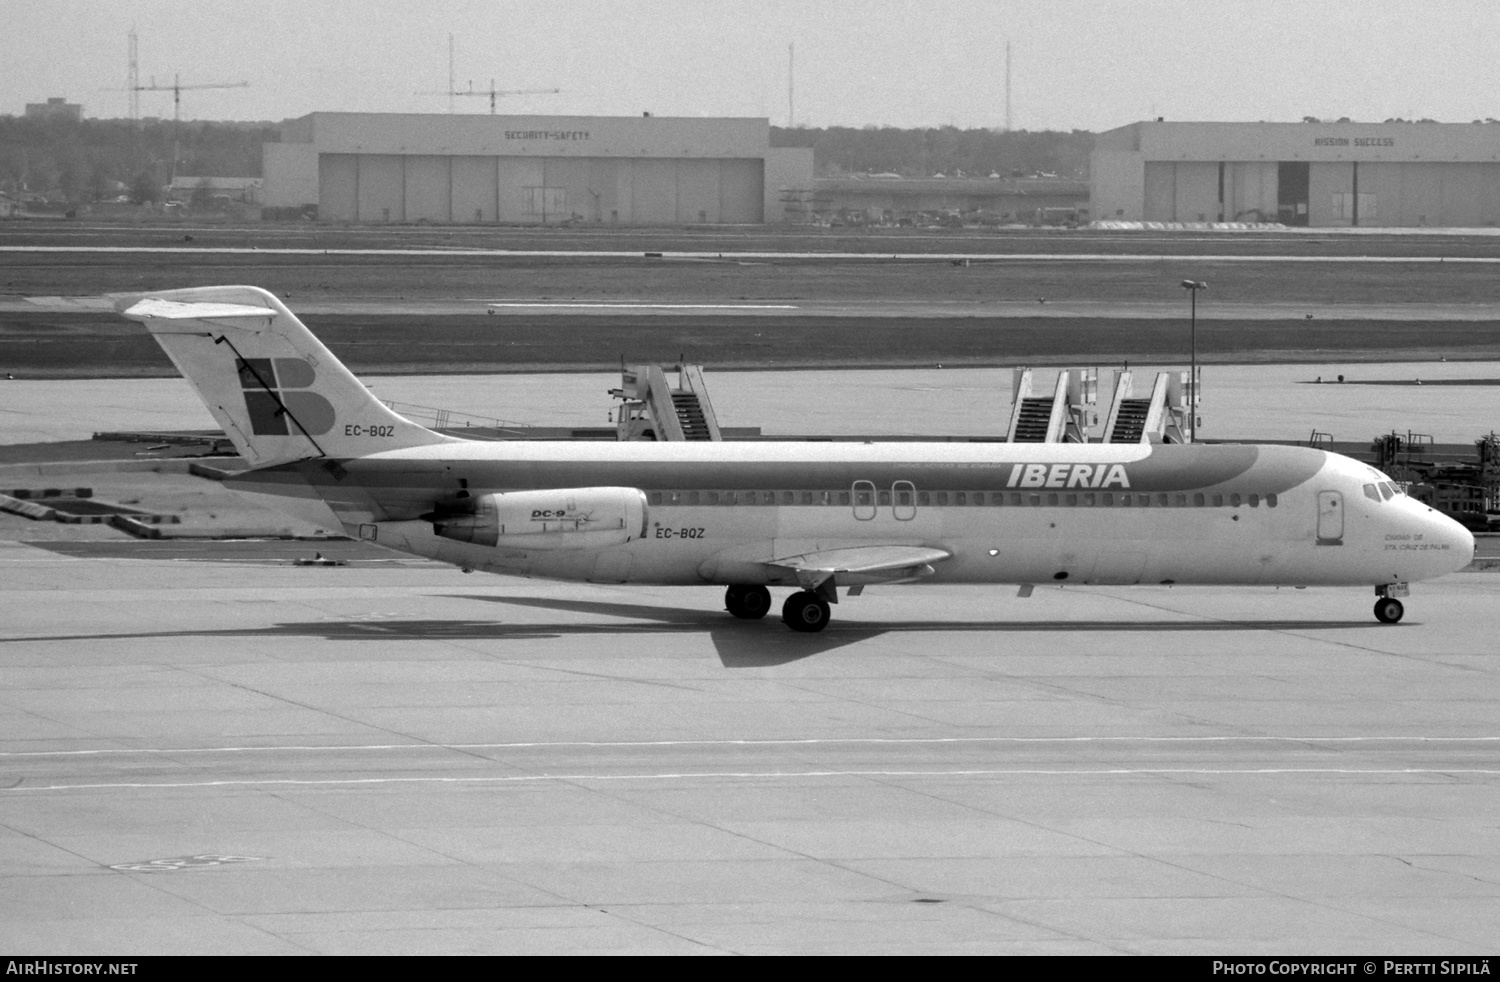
left=118, top=285, right=1476, bottom=632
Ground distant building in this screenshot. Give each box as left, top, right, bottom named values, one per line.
left=263, top=112, right=814, bottom=224
left=811, top=176, right=1089, bottom=225
left=167, top=176, right=263, bottom=205
left=1093, top=120, right=1500, bottom=227
left=24, top=97, right=81, bottom=121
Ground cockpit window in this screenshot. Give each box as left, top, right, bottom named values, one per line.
left=1378, top=482, right=1397, bottom=500
left=1363, top=483, right=1381, bottom=502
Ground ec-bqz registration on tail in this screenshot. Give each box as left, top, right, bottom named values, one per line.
left=120, top=286, right=1475, bottom=632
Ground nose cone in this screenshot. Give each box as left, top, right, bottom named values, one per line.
left=1450, top=519, right=1476, bottom=570
left=1431, top=511, right=1476, bottom=574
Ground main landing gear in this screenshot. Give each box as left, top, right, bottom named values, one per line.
left=781, top=591, right=831, bottom=633
left=725, top=586, right=832, bottom=632
left=724, top=584, right=772, bottom=620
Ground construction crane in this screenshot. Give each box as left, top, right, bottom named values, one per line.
left=113, top=73, right=250, bottom=180
left=419, top=79, right=560, bottom=114
left=127, top=74, right=250, bottom=123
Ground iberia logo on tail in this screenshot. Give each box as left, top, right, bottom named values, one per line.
left=236, top=357, right=336, bottom=436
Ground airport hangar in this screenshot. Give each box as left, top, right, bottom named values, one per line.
left=261, top=112, right=814, bottom=224
left=1092, top=119, right=1500, bottom=227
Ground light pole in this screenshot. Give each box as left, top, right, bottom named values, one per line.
left=1180, top=280, right=1207, bottom=442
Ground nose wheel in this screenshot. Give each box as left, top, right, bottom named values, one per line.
left=1374, top=598, right=1405, bottom=624
left=724, top=585, right=772, bottom=620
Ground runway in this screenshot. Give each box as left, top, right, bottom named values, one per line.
left=10, top=243, right=1500, bottom=265
left=1, top=538, right=1497, bottom=954
left=13, top=294, right=1500, bottom=322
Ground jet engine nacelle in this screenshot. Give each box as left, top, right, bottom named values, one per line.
left=432, top=487, right=648, bottom=551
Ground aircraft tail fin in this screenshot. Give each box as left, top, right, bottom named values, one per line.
left=119, top=285, right=457, bottom=466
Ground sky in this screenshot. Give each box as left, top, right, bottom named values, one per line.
left=2, top=0, right=1498, bottom=131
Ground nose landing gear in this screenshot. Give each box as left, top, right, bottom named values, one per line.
left=1374, top=582, right=1409, bottom=624
left=1374, top=597, right=1405, bottom=624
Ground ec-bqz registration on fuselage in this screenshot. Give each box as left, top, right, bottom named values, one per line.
left=120, top=286, right=1474, bottom=633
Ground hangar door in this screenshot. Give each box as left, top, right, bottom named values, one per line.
left=318, top=155, right=358, bottom=221
left=1143, top=162, right=1218, bottom=222
left=318, top=153, right=768, bottom=225
left=1278, top=162, right=1310, bottom=226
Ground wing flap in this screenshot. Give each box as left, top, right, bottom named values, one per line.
left=766, top=544, right=952, bottom=590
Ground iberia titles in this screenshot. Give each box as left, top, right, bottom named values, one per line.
left=1007, top=463, right=1131, bottom=489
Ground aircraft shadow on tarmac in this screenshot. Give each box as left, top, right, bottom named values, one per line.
left=3, top=593, right=1385, bottom=669
left=458, top=595, right=1388, bottom=666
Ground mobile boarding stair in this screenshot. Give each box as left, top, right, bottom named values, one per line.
left=1005, top=368, right=1098, bottom=443
left=1099, top=370, right=1193, bottom=444
left=611, top=362, right=723, bottom=442
left=1007, top=368, right=1195, bottom=443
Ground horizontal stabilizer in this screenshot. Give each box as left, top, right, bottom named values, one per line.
left=121, top=298, right=276, bottom=321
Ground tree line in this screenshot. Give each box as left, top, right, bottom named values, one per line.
left=771, top=125, right=1092, bottom=179
left=0, top=115, right=277, bottom=204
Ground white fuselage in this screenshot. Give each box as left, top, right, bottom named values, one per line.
left=229, top=439, right=1476, bottom=592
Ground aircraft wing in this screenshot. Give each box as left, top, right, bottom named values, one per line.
left=764, top=544, right=952, bottom=593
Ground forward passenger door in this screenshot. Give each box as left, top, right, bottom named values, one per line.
left=1317, top=491, right=1344, bottom=546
